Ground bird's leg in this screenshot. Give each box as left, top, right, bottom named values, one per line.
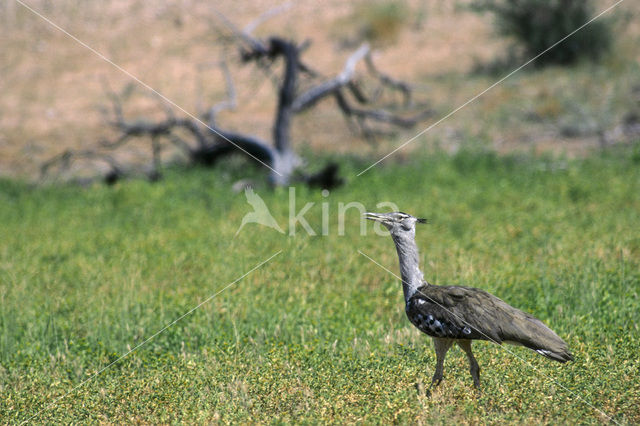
left=457, top=340, right=481, bottom=391
left=429, top=338, right=453, bottom=391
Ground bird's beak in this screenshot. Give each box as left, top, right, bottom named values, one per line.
left=417, top=218, right=428, bottom=224
left=364, top=212, right=387, bottom=223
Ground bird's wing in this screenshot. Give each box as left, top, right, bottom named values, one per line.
left=406, top=285, right=503, bottom=342
left=407, top=284, right=573, bottom=362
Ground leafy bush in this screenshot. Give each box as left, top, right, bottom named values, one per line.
left=476, top=0, right=612, bottom=66
left=354, top=0, right=410, bottom=46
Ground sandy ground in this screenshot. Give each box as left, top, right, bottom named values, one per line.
left=0, top=0, right=636, bottom=180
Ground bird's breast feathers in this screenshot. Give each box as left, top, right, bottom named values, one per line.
left=405, top=296, right=478, bottom=340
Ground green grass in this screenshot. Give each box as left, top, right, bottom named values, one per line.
left=1, top=146, right=639, bottom=423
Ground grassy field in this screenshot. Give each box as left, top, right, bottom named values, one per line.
left=1, top=145, right=639, bottom=423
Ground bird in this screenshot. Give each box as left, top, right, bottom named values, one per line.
left=364, top=211, right=573, bottom=391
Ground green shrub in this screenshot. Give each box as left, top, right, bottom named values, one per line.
left=476, top=0, right=612, bottom=66
left=355, top=0, right=410, bottom=46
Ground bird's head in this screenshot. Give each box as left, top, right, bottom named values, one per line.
left=364, top=211, right=427, bottom=235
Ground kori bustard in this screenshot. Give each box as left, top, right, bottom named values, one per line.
left=365, top=211, right=573, bottom=391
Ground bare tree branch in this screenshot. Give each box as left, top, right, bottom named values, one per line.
left=364, top=52, right=412, bottom=106
left=243, top=1, right=293, bottom=35
left=210, top=5, right=267, bottom=54
left=292, top=43, right=370, bottom=113
left=201, top=60, right=237, bottom=127
left=334, top=91, right=433, bottom=128
left=193, top=130, right=276, bottom=167
left=40, top=149, right=123, bottom=184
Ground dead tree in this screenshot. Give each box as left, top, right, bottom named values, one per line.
left=41, top=20, right=432, bottom=188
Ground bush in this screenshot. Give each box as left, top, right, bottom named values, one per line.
left=476, top=0, right=612, bottom=66
left=354, top=0, right=410, bottom=46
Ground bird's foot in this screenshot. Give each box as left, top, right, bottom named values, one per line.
left=473, top=383, right=482, bottom=395
left=425, top=377, right=442, bottom=397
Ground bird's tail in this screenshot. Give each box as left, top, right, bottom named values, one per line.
left=533, top=346, right=574, bottom=363
left=502, top=313, right=574, bottom=363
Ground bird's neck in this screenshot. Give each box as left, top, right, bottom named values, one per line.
left=390, top=232, right=425, bottom=302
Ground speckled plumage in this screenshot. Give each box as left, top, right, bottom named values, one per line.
left=365, top=211, right=573, bottom=390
